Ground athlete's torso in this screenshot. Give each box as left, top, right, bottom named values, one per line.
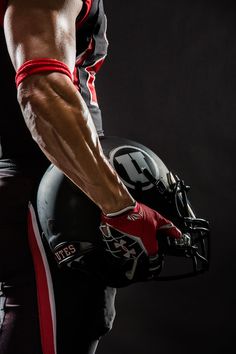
left=0, top=0, right=107, bottom=162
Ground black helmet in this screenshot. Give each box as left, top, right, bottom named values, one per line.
left=37, top=136, right=210, bottom=285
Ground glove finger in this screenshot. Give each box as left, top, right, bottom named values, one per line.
left=158, top=223, right=182, bottom=239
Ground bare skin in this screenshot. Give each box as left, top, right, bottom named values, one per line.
left=4, top=0, right=135, bottom=214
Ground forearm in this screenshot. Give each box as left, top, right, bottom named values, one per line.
left=18, top=72, right=134, bottom=213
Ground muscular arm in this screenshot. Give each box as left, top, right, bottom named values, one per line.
left=18, top=72, right=133, bottom=213
left=4, top=0, right=134, bottom=214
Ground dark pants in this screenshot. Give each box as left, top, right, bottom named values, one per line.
left=0, top=159, right=116, bottom=354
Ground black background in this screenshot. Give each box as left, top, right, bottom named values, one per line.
left=96, top=1, right=235, bottom=353
left=0, top=0, right=234, bottom=353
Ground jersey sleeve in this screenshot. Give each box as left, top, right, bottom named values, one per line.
left=74, top=0, right=108, bottom=136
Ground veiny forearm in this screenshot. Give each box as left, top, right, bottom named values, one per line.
left=18, top=73, right=134, bottom=213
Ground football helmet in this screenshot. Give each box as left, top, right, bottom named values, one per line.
left=36, top=136, right=210, bottom=285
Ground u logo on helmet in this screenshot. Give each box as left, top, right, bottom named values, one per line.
left=109, top=145, right=159, bottom=191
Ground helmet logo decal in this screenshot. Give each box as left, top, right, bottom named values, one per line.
left=109, top=145, right=159, bottom=190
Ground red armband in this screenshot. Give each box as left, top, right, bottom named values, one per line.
left=15, top=58, right=73, bottom=88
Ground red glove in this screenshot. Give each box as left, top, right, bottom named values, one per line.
left=101, top=202, right=182, bottom=256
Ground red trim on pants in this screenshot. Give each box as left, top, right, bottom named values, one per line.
left=27, top=202, right=57, bottom=354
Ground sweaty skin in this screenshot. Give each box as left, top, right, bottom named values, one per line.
left=4, top=0, right=135, bottom=214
